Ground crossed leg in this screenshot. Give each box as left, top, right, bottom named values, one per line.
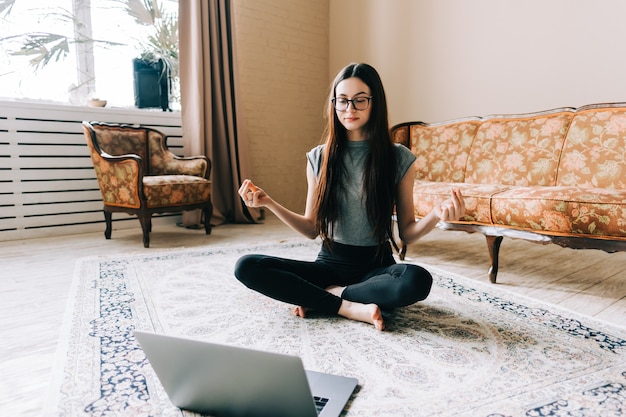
left=293, top=285, right=384, bottom=331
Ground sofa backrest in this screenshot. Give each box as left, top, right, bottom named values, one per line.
left=557, top=105, right=626, bottom=189
left=408, top=118, right=481, bottom=183
left=465, top=110, right=575, bottom=186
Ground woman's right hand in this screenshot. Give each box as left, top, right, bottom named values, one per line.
left=434, top=188, right=465, bottom=221
left=238, top=167, right=318, bottom=239
left=239, top=179, right=267, bottom=207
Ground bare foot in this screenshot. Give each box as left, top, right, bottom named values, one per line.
left=338, top=300, right=385, bottom=331
left=293, top=306, right=309, bottom=318
left=294, top=286, right=345, bottom=319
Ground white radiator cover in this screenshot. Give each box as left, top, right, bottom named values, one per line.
left=0, top=100, right=184, bottom=242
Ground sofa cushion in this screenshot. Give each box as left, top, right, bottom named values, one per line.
left=413, top=181, right=511, bottom=224
left=410, top=119, right=480, bottom=182
left=466, top=112, right=574, bottom=186
left=491, top=186, right=626, bottom=239
left=557, top=107, right=626, bottom=190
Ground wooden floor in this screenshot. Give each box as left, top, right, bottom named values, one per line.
left=1, top=214, right=624, bottom=417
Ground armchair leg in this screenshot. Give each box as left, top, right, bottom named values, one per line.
left=138, top=214, right=152, bottom=248
left=104, top=210, right=112, bottom=239
left=204, top=203, right=213, bottom=235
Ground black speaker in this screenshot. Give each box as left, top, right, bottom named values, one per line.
left=133, top=58, right=170, bottom=111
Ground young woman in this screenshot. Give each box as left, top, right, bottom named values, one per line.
left=235, top=63, right=464, bottom=331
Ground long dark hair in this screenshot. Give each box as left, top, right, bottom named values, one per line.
left=314, top=63, right=397, bottom=248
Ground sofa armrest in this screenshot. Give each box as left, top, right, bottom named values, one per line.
left=390, top=123, right=411, bottom=148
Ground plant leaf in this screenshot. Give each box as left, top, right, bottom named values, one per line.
left=8, top=33, right=69, bottom=70
left=0, top=0, right=17, bottom=18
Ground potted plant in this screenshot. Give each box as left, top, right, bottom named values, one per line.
left=125, top=0, right=179, bottom=111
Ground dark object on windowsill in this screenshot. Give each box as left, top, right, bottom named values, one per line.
left=133, top=58, right=170, bottom=112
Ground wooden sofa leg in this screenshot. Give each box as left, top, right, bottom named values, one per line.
left=486, top=235, right=503, bottom=283
left=138, top=214, right=152, bottom=248
left=104, top=210, right=112, bottom=239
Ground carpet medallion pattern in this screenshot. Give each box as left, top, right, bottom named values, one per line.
left=45, top=240, right=626, bottom=416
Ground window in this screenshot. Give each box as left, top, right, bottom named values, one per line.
left=0, top=0, right=178, bottom=109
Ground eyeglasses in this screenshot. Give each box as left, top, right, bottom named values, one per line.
left=331, top=96, right=373, bottom=111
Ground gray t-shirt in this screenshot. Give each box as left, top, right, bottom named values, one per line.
left=306, top=141, right=416, bottom=246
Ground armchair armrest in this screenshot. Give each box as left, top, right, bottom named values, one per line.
left=147, top=130, right=211, bottom=178
left=90, top=151, right=144, bottom=209
left=152, top=152, right=210, bottom=178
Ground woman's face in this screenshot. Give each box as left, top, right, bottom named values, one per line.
left=334, top=77, right=372, bottom=141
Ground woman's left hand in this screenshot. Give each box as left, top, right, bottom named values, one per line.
left=434, top=188, right=465, bottom=221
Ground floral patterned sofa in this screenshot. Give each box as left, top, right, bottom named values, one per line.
left=391, top=102, right=626, bottom=283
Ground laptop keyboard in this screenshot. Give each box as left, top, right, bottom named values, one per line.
left=314, top=396, right=329, bottom=414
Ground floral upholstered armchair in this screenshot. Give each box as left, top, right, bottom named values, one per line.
left=83, top=121, right=213, bottom=247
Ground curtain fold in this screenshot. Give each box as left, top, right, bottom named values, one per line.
left=178, top=0, right=262, bottom=226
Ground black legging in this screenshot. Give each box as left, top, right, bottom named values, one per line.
left=234, top=241, right=433, bottom=314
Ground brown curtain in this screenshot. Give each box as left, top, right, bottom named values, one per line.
left=178, top=0, right=262, bottom=226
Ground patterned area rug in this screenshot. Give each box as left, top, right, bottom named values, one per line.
left=44, top=239, right=626, bottom=417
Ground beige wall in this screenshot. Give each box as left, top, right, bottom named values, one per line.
left=233, top=0, right=329, bottom=213
left=234, top=0, right=626, bottom=214
left=330, top=0, right=626, bottom=125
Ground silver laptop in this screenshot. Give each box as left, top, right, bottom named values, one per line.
left=134, top=331, right=358, bottom=417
